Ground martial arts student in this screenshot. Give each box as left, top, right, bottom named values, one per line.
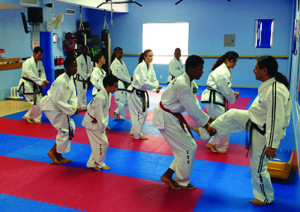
left=191, top=56, right=291, bottom=205
left=41, top=56, right=78, bottom=165
left=111, top=47, right=131, bottom=120
left=153, top=55, right=216, bottom=190
left=90, top=53, right=106, bottom=97
left=201, top=51, right=240, bottom=153
left=18, top=46, right=50, bottom=124
left=75, top=45, right=93, bottom=111
left=82, top=74, right=119, bottom=171
left=127, top=49, right=162, bottom=140
left=167, top=48, right=185, bottom=84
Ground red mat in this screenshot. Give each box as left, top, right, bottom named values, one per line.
left=0, top=156, right=203, bottom=212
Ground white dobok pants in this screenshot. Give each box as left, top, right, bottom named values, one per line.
left=24, top=93, right=43, bottom=122
left=85, top=128, right=109, bottom=169
left=211, top=109, right=274, bottom=203
left=159, top=111, right=197, bottom=186
left=44, top=110, right=75, bottom=153
left=75, top=79, right=88, bottom=110
left=114, top=90, right=128, bottom=119
left=127, top=91, right=147, bottom=139
left=205, top=102, right=229, bottom=152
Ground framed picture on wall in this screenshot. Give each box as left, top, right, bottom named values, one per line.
left=255, top=19, right=274, bottom=48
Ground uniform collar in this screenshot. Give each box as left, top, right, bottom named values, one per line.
left=258, top=77, right=276, bottom=93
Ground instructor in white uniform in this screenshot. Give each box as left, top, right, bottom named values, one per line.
left=127, top=49, right=162, bottom=140
left=111, top=47, right=131, bottom=120
left=203, top=56, right=291, bottom=206
left=201, top=51, right=240, bottom=153
left=75, top=45, right=93, bottom=111
left=153, top=55, right=216, bottom=190
left=167, top=48, right=184, bottom=84
left=18, top=47, right=49, bottom=124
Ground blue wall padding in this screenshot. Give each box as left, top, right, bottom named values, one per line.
left=40, top=31, right=54, bottom=92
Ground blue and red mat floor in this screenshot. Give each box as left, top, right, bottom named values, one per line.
left=0, top=85, right=299, bottom=212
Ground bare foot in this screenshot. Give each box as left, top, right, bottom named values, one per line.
left=136, top=135, right=148, bottom=140
left=160, top=176, right=181, bottom=190
left=33, top=121, right=42, bottom=124
left=47, top=150, right=61, bottom=165
left=23, top=116, right=33, bottom=124
left=205, top=142, right=219, bottom=153
left=249, top=199, right=273, bottom=206
left=101, top=165, right=111, bottom=170
left=217, top=151, right=227, bottom=154
left=129, top=132, right=134, bottom=136
left=174, top=181, right=196, bottom=190
left=59, top=157, right=73, bottom=164
left=114, top=112, right=119, bottom=119
left=87, top=166, right=101, bottom=171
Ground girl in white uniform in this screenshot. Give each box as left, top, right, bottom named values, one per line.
left=18, top=47, right=49, bottom=124
left=82, top=75, right=119, bottom=171
left=110, top=47, right=131, bottom=120
left=90, top=53, right=106, bottom=96
left=75, top=45, right=93, bottom=111
left=127, top=49, right=162, bottom=140
left=193, top=56, right=291, bottom=206
left=41, top=56, right=78, bottom=165
left=167, top=48, right=184, bottom=84
left=153, top=55, right=215, bottom=190
left=201, top=51, right=240, bottom=153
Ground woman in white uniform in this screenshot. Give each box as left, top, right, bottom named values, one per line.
left=193, top=56, right=291, bottom=206
left=110, top=47, right=131, bottom=120
left=201, top=51, right=240, bottom=153
left=90, top=53, right=106, bottom=97
left=127, top=49, right=162, bottom=140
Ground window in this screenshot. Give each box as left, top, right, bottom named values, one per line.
left=255, top=19, right=274, bottom=48
left=143, top=22, right=189, bottom=64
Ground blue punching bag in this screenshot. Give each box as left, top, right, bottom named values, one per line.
left=40, top=31, right=54, bottom=92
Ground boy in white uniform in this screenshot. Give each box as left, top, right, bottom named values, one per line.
left=153, top=55, right=216, bottom=190
left=75, top=45, right=93, bottom=111
left=167, top=48, right=184, bottom=84
left=18, top=47, right=49, bottom=124
left=111, top=47, right=131, bottom=120
left=82, top=75, right=119, bottom=171
left=192, top=56, right=291, bottom=205
left=41, top=56, right=78, bottom=165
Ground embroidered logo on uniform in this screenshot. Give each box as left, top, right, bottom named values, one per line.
left=259, top=99, right=262, bottom=103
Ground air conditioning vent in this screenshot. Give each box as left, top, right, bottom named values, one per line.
left=65, top=8, right=76, bottom=15
left=20, top=0, right=38, bottom=6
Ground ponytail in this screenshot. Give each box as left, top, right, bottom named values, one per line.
left=212, top=51, right=239, bottom=71
left=257, top=55, right=289, bottom=88
left=138, top=49, right=152, bottom=64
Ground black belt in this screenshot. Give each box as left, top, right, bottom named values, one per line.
left=20, top=77, right=44, bottom=105
left=245, top=120, right=266, bottom=157
left=127, top=87, right=149, bottom=112
left=201, top=86, right=227, bottom=108
left=75, top=74, right=88, bottom=89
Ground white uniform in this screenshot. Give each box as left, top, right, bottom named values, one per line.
left=127, top=60, right=159, bottom=139
left=111, top=58, right=131, bottom=119
left=201, top=63, right=236, bottom=152
left=75, top=54, right=93, bottom=110
left=82, top=89, right=111, bottom=169
left=153, top=73, right=210, bottom=186
left=211, top=77, right=291, bottom=203
left=18, top=56, right=47, bottom=122
left=167, top=57, right=184, bottom=83
left=90, top=67, right=106, bottom=96
left=41, top=73, right=77, bottom=153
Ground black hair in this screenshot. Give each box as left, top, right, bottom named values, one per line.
left=64, top=56, right=76, bottom=68
left=138, top=49, right=152, bottom=64
left=103, top=74, right=119, bottom=88
left=112, top=47, right=123, bottom=62
left=212, top=51, right=239, bottom=71
left=93, top=52, right=105, bottom=63
left=33, top=46, right=44, bottom=54
left=257, top=55, right=289, bottom=88
left=185, top=55, right=204, bottom=72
